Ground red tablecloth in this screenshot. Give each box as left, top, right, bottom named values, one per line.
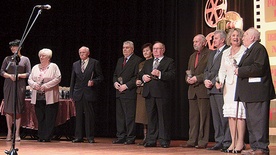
left=21, top=99, right=76, bottom=130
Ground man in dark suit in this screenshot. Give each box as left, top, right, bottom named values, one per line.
left=235, top=28, right=275, bottom=155
left=204, top=30, right=231, bottom=151
left=138, top=41, right=176, bottom=148
left=112, top=41, right=143, bottom=145
left=185, top=34, right=211, bottom=149
left=70, top=46, right=104, bottom=143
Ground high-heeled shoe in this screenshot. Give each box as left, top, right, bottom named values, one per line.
left=6, top=133, right=12, bottom=141
left=15, top=136, right=21, bottom=142
left=223, top=149, right=233, bottom=153
left=233, top=144, right=246, bottom=154
left=15, top=135, right=21, bottom=141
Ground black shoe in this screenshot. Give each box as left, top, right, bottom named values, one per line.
left=206, top=145, right=222, bottom=150
left=124, top=140, right=135, bottom=145
left=37, top=139, right=43, bottom=142
left=195, top=145, right=206, bottom=149
left=72, top=138, right=84, bottom=143
left=144, top=142, right=157, bottom=147
left=87, top=139, right=95, bottom=143
left=43, top=139, right=51, bottom=142
left=221, top=146, right=229, bottom=152
left=161, top=144, right=170, bottom=148
left=112, top=139, right=125, bottom=144
left=138, top=140, right=146, bottom=146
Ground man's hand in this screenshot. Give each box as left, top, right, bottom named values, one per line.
left=114, top=82, right=121, bottom=90
left=142, top=74, right=152, bottom=83
left=136, top=80, right=143, bottom=86
left=215, top=82, right=222, bottom=89
left=234, top=68, right=239, bottom=75
left=204, top=79, right=213, bottom=88
left=151, top=69, right=160, bottom=77
left=118, top=84, right=127, bottom=92
left=88, top=80, right=94, bottom=87
left=187, top=76, right=197, bottom=84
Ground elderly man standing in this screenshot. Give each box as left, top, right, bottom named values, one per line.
left=235, top=28, right=275, bottom=155
left=112, top=41, right=142, bottom=145
left=184, top=34, right=211, bottom=149
left=138, top=41, right=176, bottom=148
left=204, top=30, right=231, bottom=151
left=70, top=46, right=104, bottom=143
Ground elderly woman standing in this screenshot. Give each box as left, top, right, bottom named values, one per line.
left=28, top=48, right=61, bottom=142
left=0, top=39, right=31, bottom=141
left=216, top=28, right=247, bottom=153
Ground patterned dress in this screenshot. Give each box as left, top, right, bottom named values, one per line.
left=0, top=55, right=31, bottom=114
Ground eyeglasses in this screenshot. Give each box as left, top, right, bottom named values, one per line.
left=153, top=48, right=163, bottom=50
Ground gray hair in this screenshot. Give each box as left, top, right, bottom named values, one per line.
left=196, top=34, right=207, bottom=43
left=214, top=30, right=227, bottom=43
left=123, top=41, right=134, bottom=48
left=248, top=27, right=261, bottom=42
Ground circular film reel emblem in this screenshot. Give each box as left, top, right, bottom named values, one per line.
left=206, top=32, right=215, bottom=50
left=204, top=0, right=227, bottom=28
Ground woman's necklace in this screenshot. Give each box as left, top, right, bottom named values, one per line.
left=40, top=63, right=49, bottom=71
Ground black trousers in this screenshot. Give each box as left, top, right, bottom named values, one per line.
left=246, top=101, right=270, bottom=152
left=145, top=96, right=170, bottom=145
left=74, top=97, right=95, bottom=140
left=115, top=98, right=136, bottom=142
left=35, top=100, right=59, bottom=140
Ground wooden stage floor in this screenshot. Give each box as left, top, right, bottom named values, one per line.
left=0, top=137, right=275, bottom=155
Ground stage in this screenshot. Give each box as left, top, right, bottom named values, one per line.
left=0, top=137, right=276, bottom=155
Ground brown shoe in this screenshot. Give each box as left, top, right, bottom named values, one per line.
left=180, top=144, right=195, bottom=148
left=241, top=149, right=269, bottom=155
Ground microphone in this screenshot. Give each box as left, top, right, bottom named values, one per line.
left=36, top=4, right=51, bottom=10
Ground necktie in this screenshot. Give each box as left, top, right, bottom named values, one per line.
left=153, top=58, right=159, bottom=70
left=213, top=50, right=220, bottom=63
left=81, top=60, right=85, bottom=72
left=194, top=52, right=200, bottom=68
left=122, top=57, right=127, bottom=67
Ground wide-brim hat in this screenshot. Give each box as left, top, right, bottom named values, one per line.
left=9, top=39, right=20, bottom=47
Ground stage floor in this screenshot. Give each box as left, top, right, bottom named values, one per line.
left=0, top=137, right=275, bottom=155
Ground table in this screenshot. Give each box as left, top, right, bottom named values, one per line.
left=21, top=99, right=76, bottom=130
left=20, top=99, right=76, bottom=140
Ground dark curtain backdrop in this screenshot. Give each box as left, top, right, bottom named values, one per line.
left=0, top=0, right=253, bottom=139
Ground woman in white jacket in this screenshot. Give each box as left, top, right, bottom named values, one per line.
left=216, top=28, right=247, bottom=153
left=28, top=48, right=61, bottom=142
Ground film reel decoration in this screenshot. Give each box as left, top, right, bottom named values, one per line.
left=204, top=0, right=228, bottom=28
left=206, top=32, right=215, bottom=50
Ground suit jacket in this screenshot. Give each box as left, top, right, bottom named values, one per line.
left=70, top=57, right=104, bottom=102
left=139, top=56, right=175, bottom=98
left=235, top=42, right=275, bottom=102
left=204, top=45, right=229, bottom=94
left=187, top=47, right=211, bottom=99
left=113, top=54, right=143, bottom=99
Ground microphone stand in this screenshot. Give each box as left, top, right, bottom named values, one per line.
left=5, top=6, right=44, bottom=155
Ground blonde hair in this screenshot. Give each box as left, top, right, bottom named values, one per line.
left=226, top=28, right=244, bottom=46
left=38, top=48, right=53, bottom=59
